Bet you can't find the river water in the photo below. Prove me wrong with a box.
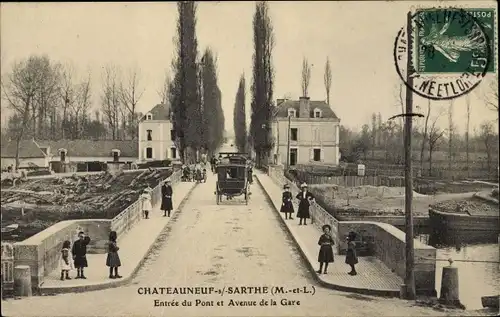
[415,231,499,310]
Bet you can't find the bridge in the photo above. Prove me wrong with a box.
[2,147,461,316]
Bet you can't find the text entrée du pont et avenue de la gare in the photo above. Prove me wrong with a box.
[137,286,316,308]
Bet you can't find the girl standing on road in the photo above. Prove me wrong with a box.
[59,240,73,280]
[296,183,315,225]
[141,187,152,219]
[161,179,173,217]
[317,224,335,274]
[346,231,359,275]
[280,184,294,220]
[106,231,122,279]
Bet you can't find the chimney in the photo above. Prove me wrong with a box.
[111,149,121,162]
[299,96,310,118]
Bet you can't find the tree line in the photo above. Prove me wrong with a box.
[168,1,225,163]
[339,97,499,176]
[232,2,336,166]
[1,1,228,167]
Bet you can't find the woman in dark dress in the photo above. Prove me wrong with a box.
[345,231,359,275]
[317,224,335,274]
[161,178,173,217]
[280,184,294,220]
[295,183,315,225]
[106,231,122,279]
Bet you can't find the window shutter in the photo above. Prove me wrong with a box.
[310,148,313,161]
[320,148,324,162]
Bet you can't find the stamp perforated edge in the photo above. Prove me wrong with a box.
[407,5,497,78]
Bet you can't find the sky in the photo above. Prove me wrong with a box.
[1,1,498,135]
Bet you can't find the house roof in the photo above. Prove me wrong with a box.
[141,103,171,121]
[0,139,46,158]
[274,99,339,119]
[36,140,138,158]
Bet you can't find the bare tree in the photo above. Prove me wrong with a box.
[465,94,471,177]
[157,69,170,104]
[478,121,496,173]
[420,99,431,174]
[72,73,92,139]
[428,109,445,176]
[447,100,454,176]
[59,64,77,139]
[1,56,45,169]
[301,57,311,97]
[324,56,332,105]
[120,67,144,139]
[484,77,498,113]
[101,65,121,140]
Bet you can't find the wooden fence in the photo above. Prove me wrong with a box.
[292,170,406,187]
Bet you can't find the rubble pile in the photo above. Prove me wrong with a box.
[432,198,499,217]
[1,169,173,241]
[2,169,172,216]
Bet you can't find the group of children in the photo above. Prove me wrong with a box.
[60,178,174,281]
[280,183,358,275]
[59,230,122,281]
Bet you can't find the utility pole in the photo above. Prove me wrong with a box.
[404,10,416,300]
[286,114,291,169]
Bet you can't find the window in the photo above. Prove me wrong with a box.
[314,110,321,118]
[146,147,153,159]
[290,128,298,141]
[288,108,296,117]
[146,114,152,120]
[313,149,321,162]
[171,147,177,159]
[170,129,176,141]
[147,130,152,141]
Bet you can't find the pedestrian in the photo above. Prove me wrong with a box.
[161,178,173,217]
[141,187,152,219]
[247,165,253,184]
[59,240,73,280]
[106,231,122,279]
[72,231,91,279]
[280,184,294,220]
[345,231,359,276]
[296,183,315,225]
[317,224,335,274]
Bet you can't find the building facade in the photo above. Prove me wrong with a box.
[138,103,177,161]
[271,97,340,166]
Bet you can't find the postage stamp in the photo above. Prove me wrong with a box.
[416,8,496,74]
[394,7,494,100]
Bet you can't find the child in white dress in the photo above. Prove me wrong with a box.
[141,187,153,219]
[60,240,73,280]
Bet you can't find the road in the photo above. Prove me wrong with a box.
[2,171,467,316]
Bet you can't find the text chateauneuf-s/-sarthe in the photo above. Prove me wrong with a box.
[137,286,316,308]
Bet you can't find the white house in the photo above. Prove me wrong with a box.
[271,97,341,166]
[138,103,177,161]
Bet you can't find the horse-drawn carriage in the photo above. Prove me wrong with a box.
[214,153,251,205]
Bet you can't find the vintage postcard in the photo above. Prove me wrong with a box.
[1,1,498,316]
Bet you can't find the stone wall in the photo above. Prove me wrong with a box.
[338,221,436,295]
[11,169,182,289]
[268,165,340,252]
[13,219,111,287]
[267,165,437,296]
